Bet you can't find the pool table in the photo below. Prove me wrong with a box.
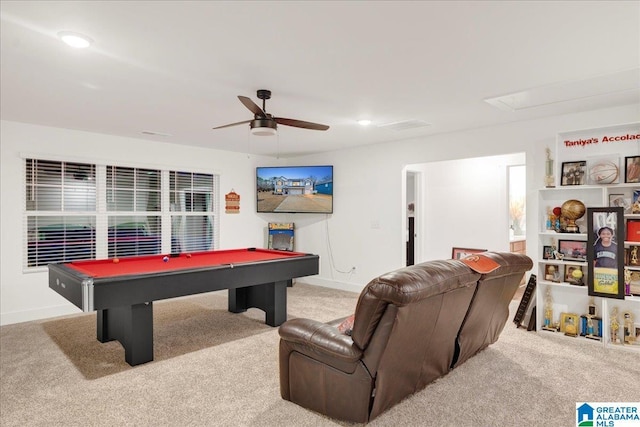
[48,248,319,366]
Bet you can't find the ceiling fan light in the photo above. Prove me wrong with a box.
[250,119,277,136]
[251,127,277,136]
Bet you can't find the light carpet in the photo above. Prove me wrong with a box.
[1,283,639,426]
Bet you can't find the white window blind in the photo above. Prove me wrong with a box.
[106,166,162,257]
[169,171,218,253]
[25,159,97,267]
[24,158,219,270]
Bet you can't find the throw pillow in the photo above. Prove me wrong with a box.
[337,314,355,336]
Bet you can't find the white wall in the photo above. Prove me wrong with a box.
[0,121,275,325]
[1,104,638,325]
[415,152,525,262]
[289,105,640,290]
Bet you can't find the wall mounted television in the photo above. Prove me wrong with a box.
[257,165,333,214]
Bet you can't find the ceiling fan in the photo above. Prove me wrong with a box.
[213,89,329,136]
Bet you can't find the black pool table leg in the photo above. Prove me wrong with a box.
[96,302,154,366]
[228,280,288,327]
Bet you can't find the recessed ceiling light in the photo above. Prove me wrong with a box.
[57,31,93,49]
[357,119,372,126]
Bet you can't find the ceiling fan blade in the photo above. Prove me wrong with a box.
[238,96,266,117]
[212,119,252,130]
[275,117,329,131]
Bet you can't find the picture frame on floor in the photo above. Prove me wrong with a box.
[451,247,486,260]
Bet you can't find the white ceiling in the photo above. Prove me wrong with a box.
[1,1,639,158]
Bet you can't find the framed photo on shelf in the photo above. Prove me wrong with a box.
[633,190,640,214]
[544,264,561,282]
[542,245,554,260]
[625,155,640,183]
[627,245,640,266]
[561,161,586,186]
[608,194,631,213]
[558,240,587,261]
[559,312,579,336]
[586,156,620,185]
[451,247,486,260]
[564,264,584,285]
[629,270,640,296]
[587,207,625,299]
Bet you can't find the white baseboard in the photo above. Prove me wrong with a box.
[0,304,79,326]
[296,277,364,294]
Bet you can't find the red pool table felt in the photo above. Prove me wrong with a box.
[68,248,306,278]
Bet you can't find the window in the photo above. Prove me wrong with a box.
[508,164,526,239]
[107,166,161,257]
[26,160,97,267]
[169,171,217,253]
[24,158,219,269]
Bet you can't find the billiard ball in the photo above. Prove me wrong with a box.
[163,256,169,263]
[113,258,119,263]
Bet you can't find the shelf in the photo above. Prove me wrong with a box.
[539,280,588,290]
[536,123,640,351]
[539,231,587,238]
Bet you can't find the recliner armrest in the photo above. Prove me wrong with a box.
[279,318,364,373]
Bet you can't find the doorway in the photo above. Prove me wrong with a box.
[406,170,419,266]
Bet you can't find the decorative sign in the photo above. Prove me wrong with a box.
[555,123,639,187]
[225,190,240,214]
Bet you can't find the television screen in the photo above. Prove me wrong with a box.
[257,165,333,214]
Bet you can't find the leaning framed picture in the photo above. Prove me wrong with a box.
[587,207,625,299]
[451,247,486,260]
[625,155,640,183]
[561,161,586,186]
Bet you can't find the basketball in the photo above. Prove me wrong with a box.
[588,161,618,184]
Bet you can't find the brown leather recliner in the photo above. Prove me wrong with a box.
[278,252,532,423]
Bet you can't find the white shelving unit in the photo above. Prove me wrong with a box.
[535,123,640,353]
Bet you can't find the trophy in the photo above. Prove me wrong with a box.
[625,268,631,296]
[542,288,559,331]
[582,298,602,341]
[560,199,586,233]
[545,147,555,188]
[610,307,620,344]
[622,311,635,345]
